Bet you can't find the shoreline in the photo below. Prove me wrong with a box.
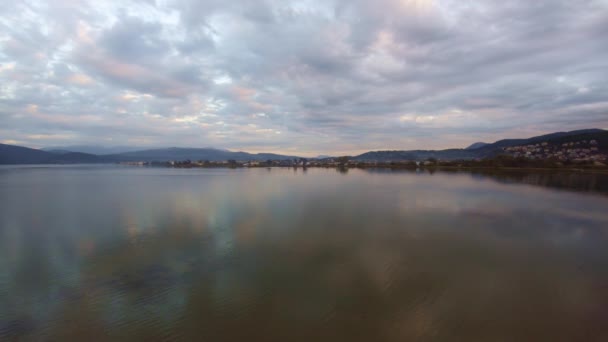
[147,163,608,174]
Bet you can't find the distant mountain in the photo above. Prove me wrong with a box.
[465,142,489,150]
[105,147,299,162]
[2,128,606,164]
[42,145,141,155]
[0,144,102,164]
[354,129,608,161]
[472,129,608,157]
[354,149,478,162]
[0,144,55,164]
[44,149,75,154]
[254,152,300,161]
[49,152,104,164]
[1,144,299,164]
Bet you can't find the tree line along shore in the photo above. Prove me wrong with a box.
[120,154,608,172]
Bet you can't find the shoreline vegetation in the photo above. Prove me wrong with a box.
[120,155,608,174]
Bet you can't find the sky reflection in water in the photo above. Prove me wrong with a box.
[1,166,608,341]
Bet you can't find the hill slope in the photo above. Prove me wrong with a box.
[354,129,607,161]
[473,129,608,157]
[465,142,489,150]
[354,149,478,161]
[0,144,54,164]
[0,144,299,164]
[2,129,606,164]
[105,148,299,162]
[42,145,140,155]
[0,144,102,164]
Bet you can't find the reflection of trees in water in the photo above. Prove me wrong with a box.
[467,170,608,195]
[362,168,608,195]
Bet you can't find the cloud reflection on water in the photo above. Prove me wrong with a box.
[1,167,608,340]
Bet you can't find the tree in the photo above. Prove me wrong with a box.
[336,156,349,166]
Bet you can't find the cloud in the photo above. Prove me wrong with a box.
[0,0,607,155]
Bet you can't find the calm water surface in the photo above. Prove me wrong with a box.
[1,165,608,341]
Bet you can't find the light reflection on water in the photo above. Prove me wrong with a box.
[1,166,608,341]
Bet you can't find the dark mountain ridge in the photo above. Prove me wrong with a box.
[354,149,478,162]
[42,145,141,155]
[465,142,488,150]
[354,129,607,161]
[2,129,606,164]
[471,129,607,157]
[0,144,102,164]
[0,145,300,164]
[103,147,299,162]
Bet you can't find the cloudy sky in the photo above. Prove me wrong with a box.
[1,0,607,156]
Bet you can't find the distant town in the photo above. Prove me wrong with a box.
[116,135,608,171]
[121,140,608,171]
[502,139,605,163]
[2,128,606,169]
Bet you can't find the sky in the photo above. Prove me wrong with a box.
[1,0,607,156]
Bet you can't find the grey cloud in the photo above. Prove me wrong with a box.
[99,15,170,64]
[0,0,607,155]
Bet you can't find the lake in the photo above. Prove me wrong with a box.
[1,165,608,341]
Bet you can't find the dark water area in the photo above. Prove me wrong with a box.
[1,165,608,341]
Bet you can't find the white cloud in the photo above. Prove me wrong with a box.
[0,0,607,155]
